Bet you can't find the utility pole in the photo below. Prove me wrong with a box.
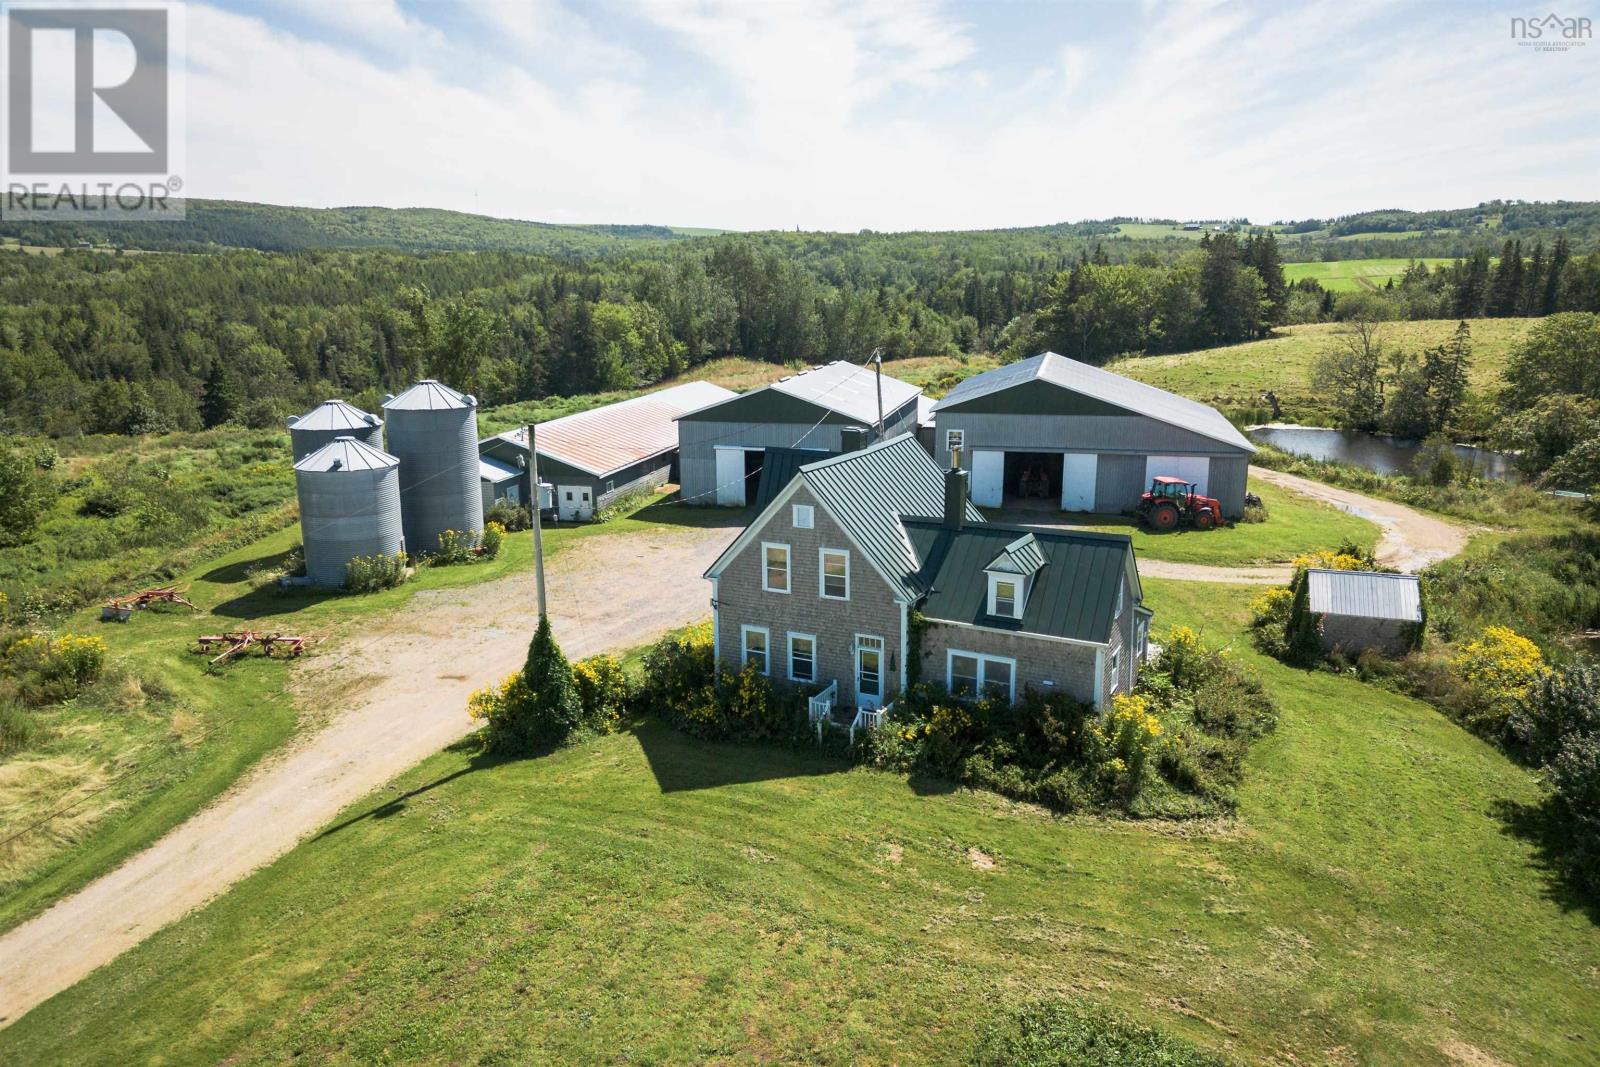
[528,423,547,619]
[872,347,884,436]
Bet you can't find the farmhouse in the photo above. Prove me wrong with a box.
[931,351,1256,517]
[676,361,922,506]
[704,434,1150,715]
[479,380,734,521]
[1305,568,1424,657]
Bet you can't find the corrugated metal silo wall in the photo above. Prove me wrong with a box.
[386,407,484,554]
[296,465,405,586]
[290,423,385,463]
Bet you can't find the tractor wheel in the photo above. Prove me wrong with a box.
[1195,508,1216,530]
[1146,501,1180,532]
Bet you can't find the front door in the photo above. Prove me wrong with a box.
[855,634,885,710]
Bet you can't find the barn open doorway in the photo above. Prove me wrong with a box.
[743,448,765,506]
[1003,451,1062,509]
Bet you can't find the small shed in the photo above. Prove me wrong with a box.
[480,380,735,521]
[1305,568,1423,656]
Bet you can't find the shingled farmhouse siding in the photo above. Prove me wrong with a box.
[919,623,1101,705]
[714,485,904,706]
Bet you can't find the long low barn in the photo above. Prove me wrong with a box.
[480,380,736,520]
[930,351,1256,518]
[676,361,922,507]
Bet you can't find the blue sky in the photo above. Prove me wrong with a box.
[186,0,1600,230]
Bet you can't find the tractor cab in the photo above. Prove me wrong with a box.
[1136,475,1227,531]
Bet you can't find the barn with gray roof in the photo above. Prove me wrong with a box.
[930,351,1256,518]
[675,361,922,507]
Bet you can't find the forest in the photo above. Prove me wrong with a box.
[2,198,1600,439]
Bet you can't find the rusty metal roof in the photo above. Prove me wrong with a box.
[498,380,736,478]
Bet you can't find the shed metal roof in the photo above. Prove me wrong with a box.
[496,380,736,478]
[1307,569,1422,622]
[906,520,1135,643]
[288,399,382,431]
[479,456,522,483]
[681,361,921,427]
[798,434,981,601]
[931,351,1255,453]
[293,436,399,473]
[752,446,837,510]
[383,379,476,411]
[916,394,936,427]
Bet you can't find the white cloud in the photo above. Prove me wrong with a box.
[181,0,1600,230]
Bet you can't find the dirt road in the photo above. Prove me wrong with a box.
[0,520,738,1028]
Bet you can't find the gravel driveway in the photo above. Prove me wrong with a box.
[0,519,739,1028]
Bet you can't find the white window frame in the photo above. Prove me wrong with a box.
[741,625,770,676]
[819,548,850,601]
[945,649,1017,703]
[605,479,615,494]
[1109,647,1122,694]
[761,541,791,594]
[792,504,815,529]
[987,573,1023,619]
[787,632,817,683]
[1115,579,1125,617]
[945,428,964,457]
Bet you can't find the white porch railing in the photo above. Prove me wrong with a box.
[849,701,892,745]
[808,681,838,741]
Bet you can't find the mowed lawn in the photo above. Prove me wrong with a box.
[5,580,1596,1065]
[1119,318,1538,424]
[1007,479,1380,566]
[1284,258,1456,292]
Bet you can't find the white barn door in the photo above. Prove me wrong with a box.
[970,449,1003,508]
[1145,455,1210,495]
[715,446,746,506]
[1060,453,1098,512]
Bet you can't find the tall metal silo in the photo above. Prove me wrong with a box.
[293,436,405,587]
[382,379,483,556]
[287,399,384,462]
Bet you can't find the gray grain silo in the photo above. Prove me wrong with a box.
[293,436,405,587]
[287,399,384,462]
[382,379,483,556]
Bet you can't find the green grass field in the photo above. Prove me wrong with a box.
[0,494,727,934]
[1031,480,1380,566]
[1118,318,1537,425]
[1282,258,1455,292]
[6,578,1594,1065]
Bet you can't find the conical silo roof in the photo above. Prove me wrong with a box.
[293,436,400,473]
[288,399,383,432]
[383,380,476,411]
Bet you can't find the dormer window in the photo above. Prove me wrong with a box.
[988,574,1023,619]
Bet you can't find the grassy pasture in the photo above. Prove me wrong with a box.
[5,579,1595,1065]
[1282,258,1455,292]
[1117,318,1537,425]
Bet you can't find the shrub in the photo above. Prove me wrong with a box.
[1247,586,1294,658]
[1546,732,1600,894]
[344,552,407,593]
[486,498,532,531]
[480,520,505,560]
[637,622,715,722]
[974,997,1231,1067]
[573,654,629,733]
[1087,692,1164,797]
[473,616,586,754]
[1512,666,1600,765]
[0,700,42,757]
[432,528,479,565]
[0,445,54,547]
[1240,501,1269,524]
[2,631,109,707]
[1450,625,1548,737]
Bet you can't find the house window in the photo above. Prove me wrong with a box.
[987,574,1023,619]
[946,650,1017,703]
[605,479,615,493]
[762,542,791,593]
[819,549,850,600]
[792,504,814,529]
[1109,648,1122,693]
[1115,579,1125,617]
[945,429,963,458]
[788,632,816,683]
[741,625,770,675]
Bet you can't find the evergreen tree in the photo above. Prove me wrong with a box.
[1522,241,1546,317]
[487,615,584,754]
[199,359,240,428]
[1244,231,1289,325]
[1544,236,1571,315]
[1487,239,1524,317]
[1453,248,1491,318]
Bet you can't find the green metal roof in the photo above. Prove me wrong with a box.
[903,519,1135,643]
[753,446,837,510]
[986,532,1047,577]
[799,434,982,601]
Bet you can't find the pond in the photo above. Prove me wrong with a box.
[1246,425,1519,482]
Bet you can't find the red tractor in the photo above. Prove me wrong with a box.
[1136,476,1227,531]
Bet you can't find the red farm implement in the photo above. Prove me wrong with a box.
[194,630,309,667]
[102,587,197,622]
